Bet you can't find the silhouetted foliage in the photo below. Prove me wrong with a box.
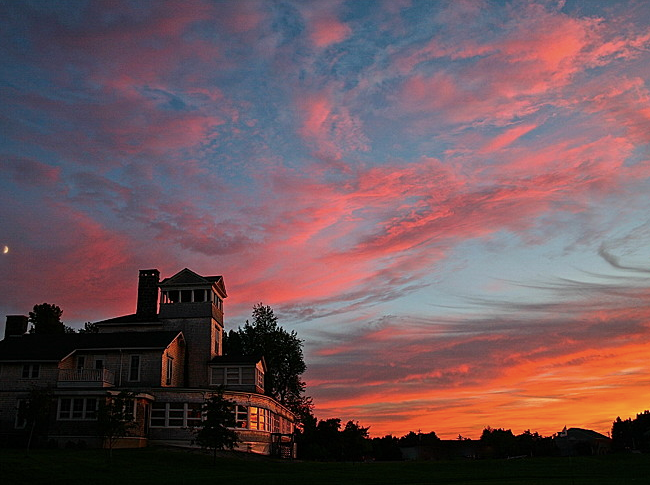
[342,420,372,461]
[480,427,517,458]
[79,321,99,333]
[516,429,555,457]
[195,388,238,464]
[371,435,402,461]
[297,416,373,461]
[224,303,308,416]
[97,391,137,461]
[399,430,441,447]
[612,410,650,452]
[28,303,66,334]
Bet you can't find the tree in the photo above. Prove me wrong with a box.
[480,427,517,458]
[79,321,99,333]
[28,303,65,334]
[19,387,53,451]
[97,391,137,461]
[371,435,402,461]
[195,388,238,464]
[341,420,372,461]
[224,303,308,415]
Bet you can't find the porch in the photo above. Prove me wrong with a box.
[58,368,115,388]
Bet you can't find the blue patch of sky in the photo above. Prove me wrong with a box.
[270,1,305,46]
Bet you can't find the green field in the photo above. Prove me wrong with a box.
[3,448,650,485]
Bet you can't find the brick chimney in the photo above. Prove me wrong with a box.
[136,269,160,320]
[5,315,28,338]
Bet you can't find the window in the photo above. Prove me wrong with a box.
[256,368,265,389]
[210,366,260,387]
[76,356,85,370]
[214,325,221,354]
[186,403,202,427]
[226,368,240,385]
[212,293,223,311]
[151,402,202,428]
[15,399,27,429]
[165,355,173,385]
[233,405,248,429]
[94,357,105,370]
[22,364,40,379]
[129,355,140,382]
[241,368,254,385]
[249,407,272,431]
[210,367,224,385]
[57,398,98,420]
[181,290,192,302]
[273,414,280,434]
[123,398,136,421]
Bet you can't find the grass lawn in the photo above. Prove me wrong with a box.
[3,448,650,485]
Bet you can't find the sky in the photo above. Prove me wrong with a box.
[2,0,650,439]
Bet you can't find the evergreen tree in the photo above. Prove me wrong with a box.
[97,391,137,461]
[195,388,238,464]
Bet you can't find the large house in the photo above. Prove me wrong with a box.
[0,268,296,456]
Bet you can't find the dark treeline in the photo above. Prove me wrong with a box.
[612,410,650,452]
[297,409,650,461]
[296,421,557,461]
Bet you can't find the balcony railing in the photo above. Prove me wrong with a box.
[58,368,115,388]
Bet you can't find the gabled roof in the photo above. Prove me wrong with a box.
[95,313,160,325]
[159,268,227,297]
[0,331,182,362]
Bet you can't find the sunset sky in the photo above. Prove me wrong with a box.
[2,0,650,439]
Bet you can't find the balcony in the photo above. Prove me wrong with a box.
[58,368,115,388]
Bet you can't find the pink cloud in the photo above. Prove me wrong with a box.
[296,90,369,159]
[480,123,537,153]
[299,0,351,48]
[310,16,352,48]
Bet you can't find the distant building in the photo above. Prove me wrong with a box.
[554,427,611,456]
[0,268,295,456]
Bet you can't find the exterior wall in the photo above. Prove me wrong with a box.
[47,391,152,449]
[147,388,295,455]
[0,362,60,391]
[161,337,185,387]
[160,317,219,388]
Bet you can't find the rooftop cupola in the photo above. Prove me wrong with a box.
[158,268,226,321]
